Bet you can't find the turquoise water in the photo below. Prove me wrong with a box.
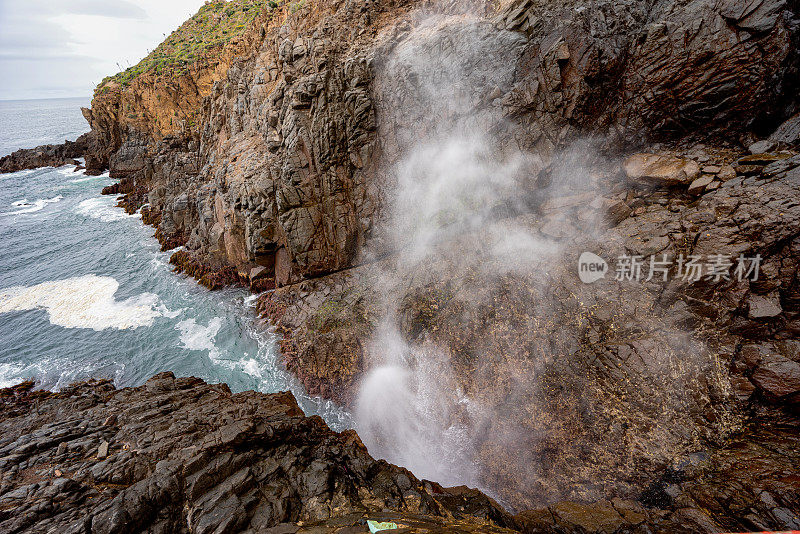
[0,98,351,430]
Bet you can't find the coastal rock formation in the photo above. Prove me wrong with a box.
[2,0,800,527]
[2,376,797,533]
[260,146,800,508]
[79,0,800,288]
[0,374,516,534]
[0,132,94,174]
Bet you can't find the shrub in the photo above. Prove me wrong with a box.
[95,0,270,95]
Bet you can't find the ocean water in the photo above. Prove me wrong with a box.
[0,98,351,430]
[0,98,91,155]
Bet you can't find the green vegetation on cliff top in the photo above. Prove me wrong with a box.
[96,0,268,94]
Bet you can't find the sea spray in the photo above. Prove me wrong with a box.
[350,7,726,508]
[355,13,547,490]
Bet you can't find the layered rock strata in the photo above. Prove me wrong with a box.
[1,376,797,533]
[0,374,516,534]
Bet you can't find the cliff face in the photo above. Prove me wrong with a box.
[88,0,800,287]
[83,0,271,176]
[74,0,800,520]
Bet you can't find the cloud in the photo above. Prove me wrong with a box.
[57,0,148,19]
[0,0,147,21]
[0,0,205,100]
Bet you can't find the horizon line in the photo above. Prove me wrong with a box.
[0,95,91,103]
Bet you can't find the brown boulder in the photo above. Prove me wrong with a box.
[623,154,701,185]
[751,354,800,399]
[688,175,714,196]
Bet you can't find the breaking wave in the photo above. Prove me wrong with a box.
[75,196,137,222]
[3,195,63,215]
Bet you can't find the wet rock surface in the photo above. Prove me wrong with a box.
[0,374,516,534]
[0,133,94,174]
[260,142,800,509]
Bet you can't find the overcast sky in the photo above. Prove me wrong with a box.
[0,0,207,101]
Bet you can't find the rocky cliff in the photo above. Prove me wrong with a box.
[86,0,800,290]
[4,0,800,530]
[0,133,93,174]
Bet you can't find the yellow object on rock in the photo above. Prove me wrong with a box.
[367,520,398,533]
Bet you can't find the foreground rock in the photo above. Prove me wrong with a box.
[0,133,94,174]
[0,374,516,534]
[2,376,798,533]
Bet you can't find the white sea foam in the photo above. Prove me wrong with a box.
[157,302,183,319]
[70,175,99,183]
[3,195,63,216]
[240,357,263,378]
[75,197,134,222]
[176,317,224,360]
[1,168,36,179]
[56,166,80,176]
[150,255,170,271]
[0,362,24,389]
[0,275,163,330]
[243,293,260,307]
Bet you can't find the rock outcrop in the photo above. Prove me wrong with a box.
[260,145,800,509]
[2,376,798,533]
[81,0,800,290]
[0,132,94,174]
[0,374,516,534]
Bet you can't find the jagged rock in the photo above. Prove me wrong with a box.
[688,175,714,195]
[735,164,765,176]
[14,0,799,523]
[3,377,798,534]
[762,154,800,177]
[96,440,109,459]
[751,354,800,399]
[0,132,93,174]
[748,293,783,319]
[749,140,777,154]
[262,147,800,510]
[79,0,800,287]
[250,266,269,281]
[769,111,800,146]
[624,154,701,185]
[717,165,737,181]
[0,375,516,534]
